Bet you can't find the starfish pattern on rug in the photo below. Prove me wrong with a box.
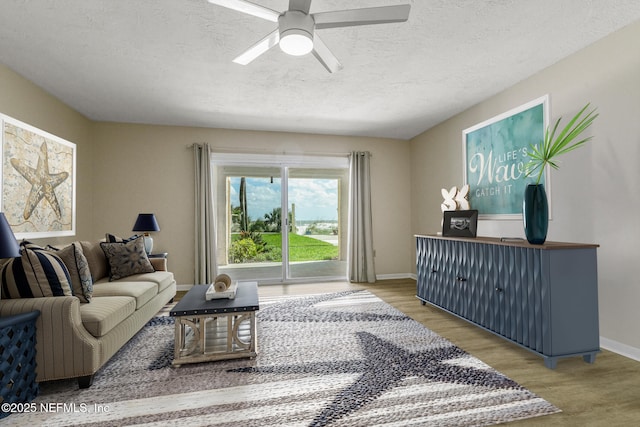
[258,290,409,323]
[230,330,520,427]
[10,141,69,219]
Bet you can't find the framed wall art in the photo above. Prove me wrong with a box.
[463,95,549,219]
[1,114,76,239]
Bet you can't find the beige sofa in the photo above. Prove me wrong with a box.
[0,240,176,388]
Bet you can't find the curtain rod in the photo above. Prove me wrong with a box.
[186,144,357,158]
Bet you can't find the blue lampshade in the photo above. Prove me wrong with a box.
[132,213,160,233]
[0,212,20,258]
[132,213,160,255]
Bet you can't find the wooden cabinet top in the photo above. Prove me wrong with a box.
[415,234,599,250]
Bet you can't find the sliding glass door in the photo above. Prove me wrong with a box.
[287,168,348,280]
[216,166,283,283]
[214,155,348,284]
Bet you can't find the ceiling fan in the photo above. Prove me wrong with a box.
[207,0,411,72]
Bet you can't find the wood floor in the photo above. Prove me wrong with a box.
[178,279,640,425]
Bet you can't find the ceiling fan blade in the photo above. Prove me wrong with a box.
[232,29,280,65]
[313,4,411,29]
[289,0,312,14]
[207,0,280,23]
[312,34,343,73]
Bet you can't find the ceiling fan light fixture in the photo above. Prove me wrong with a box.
[279,29,313,56]
[278,11,315,56]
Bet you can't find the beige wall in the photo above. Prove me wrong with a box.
[410,20,640,355]
[91,124,413,285]
[0,64,93,246]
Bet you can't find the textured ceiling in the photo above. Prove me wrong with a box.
[1,0,640,140]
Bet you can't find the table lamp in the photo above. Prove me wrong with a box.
[0,212,20,258]
[132,213,160,255]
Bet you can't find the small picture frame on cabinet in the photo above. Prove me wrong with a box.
[442,210,478,237]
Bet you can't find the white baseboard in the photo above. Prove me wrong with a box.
[375,273,416,281]
[176,284,193,291]
[600,337,640,362]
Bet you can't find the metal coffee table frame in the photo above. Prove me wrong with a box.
[169,281,259,366]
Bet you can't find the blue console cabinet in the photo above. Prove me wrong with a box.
[416,235,600,368]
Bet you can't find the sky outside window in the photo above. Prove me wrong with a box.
[229,177,338,221]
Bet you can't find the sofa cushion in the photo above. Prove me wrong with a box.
[113,271,175,294]
[100,236,154,281]
[1,243,73,299]
[46,242,93,303]
[79,241,108,283]
[80,296,136,338]
[91,280,158,309]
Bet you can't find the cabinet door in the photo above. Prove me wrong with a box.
[438,238,469,314]
[478,245,505,335]
[451,240,479,321]
[416,237,443,306]
[493,245,545,353]
[474,243,500,332]
[430,238,450,309]
[416,237,430,301]
[443,239,462,313]
[416,237,457,311]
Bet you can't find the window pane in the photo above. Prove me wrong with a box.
[288,169,347,280]
[217,168,283,282]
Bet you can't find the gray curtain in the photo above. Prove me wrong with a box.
[348,151,376,283]
[193,143,216,284]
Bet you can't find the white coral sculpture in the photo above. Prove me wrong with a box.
[455,184,470,210]
[441,187,458,211]
[441,184,470,211]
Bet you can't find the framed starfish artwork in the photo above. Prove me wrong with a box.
[1,113,76,239]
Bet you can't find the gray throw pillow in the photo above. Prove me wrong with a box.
[46,242,93,302]
[100,236,154,281]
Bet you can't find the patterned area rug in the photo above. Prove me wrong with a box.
[13,291,560,426]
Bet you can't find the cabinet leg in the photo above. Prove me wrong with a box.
[78,375,94,389]
[583,353,597,364]
[421,301,426,306]
[544,357,558,369]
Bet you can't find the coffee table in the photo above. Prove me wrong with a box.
[170,281,259,366]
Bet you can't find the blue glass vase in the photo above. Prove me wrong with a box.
[523,184,548,244]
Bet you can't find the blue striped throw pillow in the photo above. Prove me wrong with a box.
[1,243,73,299]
